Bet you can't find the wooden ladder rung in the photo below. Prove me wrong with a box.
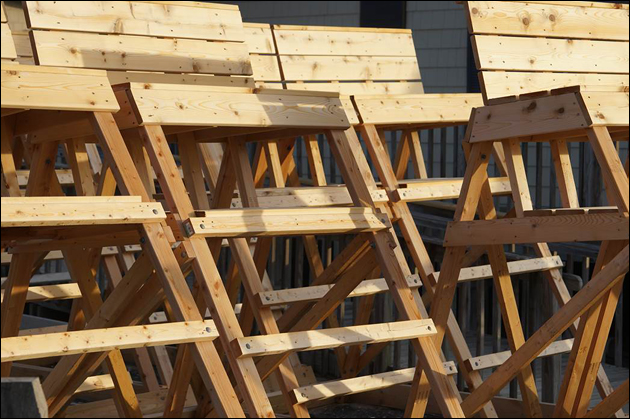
[1,320,219,363]
[185,207,391,238]
[258,275,421,307]
[430,256,564,284]
[291,363,457,405]
[394,176,512,202]
[465,338,575,372]
[233,320,435,358]
[0,197,166,228]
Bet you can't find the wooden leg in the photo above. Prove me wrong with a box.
[1,117,22,196]
[134,123,273,417]
[326,128,464,418]
[550,139,579,208]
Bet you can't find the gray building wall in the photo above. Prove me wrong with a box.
[221,1,468,93]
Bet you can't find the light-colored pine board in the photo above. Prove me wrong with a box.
[107,71,256,88]
[32,30,253,76]
[251,54,282,82]
[394,176,512,202]
[76,375,115,394]
[234,320,435,358]
[243,23,276,54]
[280,55,421,82]
[1,198,165,227]
[282,81,425,95]
[467,1,629,41]
[0,284,81,304]
[1,64,119,112]
[274,27,416,56]
[580,91,630,126]
[186,207,390,238]
[468,93,589,143]
[1,320,218,362]
[467,339,575,371]
[127,84,350,128]
[354,93,483,125]
[1,23,16,60]
[24,0,245,42]
[480,72,629,100]
[473,35,628,74]
[444,213,629,246]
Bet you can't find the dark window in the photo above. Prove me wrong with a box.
[360,1,406,28]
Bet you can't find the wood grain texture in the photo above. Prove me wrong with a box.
[0,23,16,60]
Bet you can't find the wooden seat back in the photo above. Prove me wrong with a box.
[463,1,629,103]
[1,2,17,62]
[23,1,257,88]
[271,25,425,95]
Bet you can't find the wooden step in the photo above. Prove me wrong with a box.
[233,320,435,358]
[465,338,575,371]
[1,320,218,363]
[291,364,457,405]
[394,176,512,202]
[0,197,165,227]
[185,207,391,238]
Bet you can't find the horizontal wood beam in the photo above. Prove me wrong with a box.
[1,320,218,362]
[1,284,81,304]
[233,320,435,358]
[394,176,512,202]
[186,208,391,238]
[466,338,574,371]
[444,214,629,246]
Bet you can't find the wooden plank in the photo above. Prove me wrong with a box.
[106,71,255,88]
[354,93,483,125]
[1,64,119,112]
[444,213,629,246]
[0,284,81,304]
[32,30,253,76]
[75,375,115,394]
[127,83,350,128]
[0,198,165,227]
[251,54,282,82]
[468,93,590,143]
[468,339,574,372]
[0,24,16,61]
[24,0,245,42]
[274,27,417,57]
[283,81,425,95]
[234,320,435,358]
[280,55,421,82]
[243,23,276,54]
[466,1,630,41]
[472,35,629,74]
[480,72,629,101]
[394,176,511,202]
[580,91,630,126]
[291,366,455,405]
[186,207,390,237]
[1,320,218,363]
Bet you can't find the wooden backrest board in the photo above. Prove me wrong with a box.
[272,24,425,95]
[243,22,282,83]
[464,1,630,101]
[1,2,18,62]
[24,1,255,79]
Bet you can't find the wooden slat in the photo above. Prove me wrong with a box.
[186,208,391,238]
[76,375,115,394]
[280,55,421,82]
[444,213,629,246]
[580,91,630,126]
[1,64,119,112]
[467,1,630,41]
[32,30,253,76]
[127,84,350,128]
[251,55,282,82]
[467,339,575,371]
[1,197,165,227]
[467,93,590,143]
[394,176,512,202]
[472,35,629,74]
[1,23,16,60]
[282,81,425,95]
[243,23,276,54]
[24,1,245,42]
[1,320,219,362]
[0,284,82,304]
[106,71,256,88]
[274,27,417,57]
[480,72,629,100]
[234,320,435,358]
